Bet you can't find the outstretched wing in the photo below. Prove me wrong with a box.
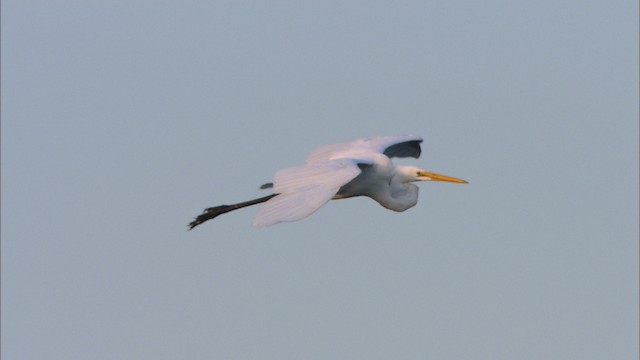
[252,158,366,227]
[305,135,423,164]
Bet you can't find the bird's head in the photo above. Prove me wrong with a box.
[395,165,468,184]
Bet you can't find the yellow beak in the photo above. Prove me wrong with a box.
[418,171,468,184]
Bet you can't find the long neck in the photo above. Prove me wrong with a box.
[374,182,419,212]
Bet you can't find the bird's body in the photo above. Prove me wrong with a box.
[333,154,418,211]
[188,135,466,229]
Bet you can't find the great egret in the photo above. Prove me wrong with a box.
[188,135,467,228]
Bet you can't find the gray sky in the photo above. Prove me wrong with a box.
[2,1,638,359]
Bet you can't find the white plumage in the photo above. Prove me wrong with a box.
[188,135,467,229]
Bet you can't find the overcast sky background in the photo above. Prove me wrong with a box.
[2,1,638,359]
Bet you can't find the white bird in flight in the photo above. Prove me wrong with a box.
[188,135,467,229]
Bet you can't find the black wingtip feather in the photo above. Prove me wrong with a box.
[383,139,422,159]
